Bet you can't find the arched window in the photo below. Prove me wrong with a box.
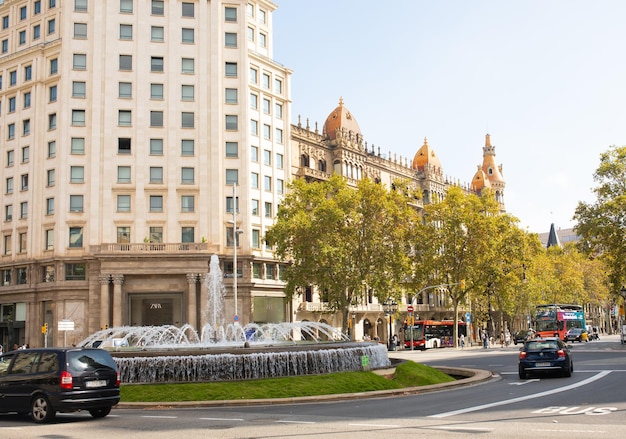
[301,154,309,167]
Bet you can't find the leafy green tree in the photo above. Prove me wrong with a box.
[574,145,626,297]
[265,175,416,334]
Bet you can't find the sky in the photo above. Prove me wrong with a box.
[272,1,626,234]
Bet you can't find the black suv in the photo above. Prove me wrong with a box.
[0,347,120,423]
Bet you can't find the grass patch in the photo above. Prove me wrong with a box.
[120,361,454,402]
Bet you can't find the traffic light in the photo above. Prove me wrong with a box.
[41,323,48,334]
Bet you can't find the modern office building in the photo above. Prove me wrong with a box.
[0,0,504,348]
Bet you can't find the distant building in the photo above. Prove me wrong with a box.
[538,225,580,248]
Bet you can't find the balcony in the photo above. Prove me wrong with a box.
[95,243,217,254]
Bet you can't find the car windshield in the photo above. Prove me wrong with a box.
[526,341,558,350]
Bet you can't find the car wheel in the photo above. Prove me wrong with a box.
[519,368,527,379]
[563,364,572,377]
[89,407,112,418]
[31,394,55,423]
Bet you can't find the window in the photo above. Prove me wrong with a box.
[50,1,57,9]
[149,195,163,212]
[75,0,88,12]
[182,28,194,43]
[152,0,164,15]
[259,9,267,24]
[150,167,163,183]
[69,138,85,155]
[252,229,260,249]
[266,264,275,280]
[49,85,57,102]
[181,167,194,184]
[150,138,163,155]
[263,150,271,166]
[21,146,29,163]
[225,32,237,47]
[264,175,272,192]
[151,26,164,42]
[181,85,194,101]
[5,178,12,194]
[47,169,55,186]
[20,201,28,218]
[5,150,12,167]
[253,262,261,278]
[276,128,283,144]
[48,18,55,34]
[225,141,238,158]
[275,103,283,119]
[247,3,254,17]
[70,166,84,183]
[263,124,271,140]
[1,40,7,54]
[149,227,163,242]
[118,110,132,126]
[69,195,83,212]
[119,54,132,70]
[120,24,132,40]
[117,166,131,183]
[262,73,270,88]
[5,205,12,221]
[23,92,31,108]
[70,195,83,212]
[72,110,86,126]
[181,227,194,243]
[250,93,258,109]
[264,202,272,218]
[65,263,86,280]
[274,78,283,94]
[72,81,86,98]
[251,172,259,189]
[118,137,131,154]
[150,83,164,99]
[74,23,87,39]
[226,196,239,214]
[181,139,194,156]
[73,53,87,70]
[251,199,259,216]
[181,195,194,212]
[19,30,26,45]
[35,1,42,14]
[33,24,41,40]
[182,58,195,73]
[277,178,284,195]
[69,227,83,248]
[225,7,237,22]
[19,233,27,253]
[248,27,254,42]
[48,113,56,130]
[225,88,237,104]
[225,169,238,185]
[259,33,267,48]
[150,111,163,127]
[2,16,7,29]
[182,2,195,17]
[20,6,27,20]
[3,236,10,256]
[9,71,16,86]
[225,115,238,130]
[250,120,258,136]
[45,230,54,250]
[120,0,133,13]
[251,145,258,162]
[151,57,164,72]
[117,227,130,243]
[46,198,54,215]
[117,195,131,212]
[8,97,15,112]
[119,82,132,98]
[7,123,15,140]
[225,62,239,78]
[263,98,270,114]
[181,112,194,128]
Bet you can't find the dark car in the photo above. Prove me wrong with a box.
[518,337,573,379]
[513,330,530,345]
[0,347,120,423]
[564,328,588,342]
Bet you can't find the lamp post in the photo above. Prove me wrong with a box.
[383,297,398,351]
[620,286,626,344]
[230,183,243,324]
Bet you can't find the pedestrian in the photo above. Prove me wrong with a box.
[505,330,511,346]
[500,331,505,348]
[482,330,488,349]
[459,333,465,349]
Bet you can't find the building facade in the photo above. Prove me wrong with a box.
[0,0,505,348]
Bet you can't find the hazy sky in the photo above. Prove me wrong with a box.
[272,1,626,234]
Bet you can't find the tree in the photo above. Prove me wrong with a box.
[265,175,416,334]
[574,145,626,296]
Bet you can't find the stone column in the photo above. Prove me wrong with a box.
[111,274,124,327]
[186,273,198,329]
[99,275,111,329]
[199,273,207,328]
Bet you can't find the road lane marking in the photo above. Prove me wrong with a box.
[276,420,316,424]
[429,370,611,418]
[349,423,400,428]
[141,415,178,419]
[509,379,540,385]
[200,417,244,421]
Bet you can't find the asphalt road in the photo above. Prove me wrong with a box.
[1,335,624,438]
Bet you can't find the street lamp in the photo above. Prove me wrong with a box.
[230,183,244,324]
[383,297,398,351]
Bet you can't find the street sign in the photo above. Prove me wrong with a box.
[465,312,471,323]
[407,305,414,313]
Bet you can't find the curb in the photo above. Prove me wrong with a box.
[115,366,494,409]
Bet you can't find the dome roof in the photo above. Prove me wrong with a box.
[412,138,442,171]
[323,97,361,140]
[471,166,492,191]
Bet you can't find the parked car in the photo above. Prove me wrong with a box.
[0,347,120,423]
[513,330,531,345]
[518,337,573,379]
[564,328,588,342]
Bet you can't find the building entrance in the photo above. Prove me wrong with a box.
[129,293,183,326]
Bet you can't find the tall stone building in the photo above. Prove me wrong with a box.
[0,0,505,348]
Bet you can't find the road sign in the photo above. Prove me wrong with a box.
[465,312,471,323]
[407,305,414,313]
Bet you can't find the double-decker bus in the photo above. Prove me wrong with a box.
[404,320,467,350]
[533,304,586,340]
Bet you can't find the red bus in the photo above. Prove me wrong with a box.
[404,320,467,350]
[533,304,586,340]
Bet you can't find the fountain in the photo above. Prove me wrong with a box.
[78,255,390,383]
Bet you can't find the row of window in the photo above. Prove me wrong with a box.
[1,263,84,287]
[0,17,56,55]
[1,0,51,29]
